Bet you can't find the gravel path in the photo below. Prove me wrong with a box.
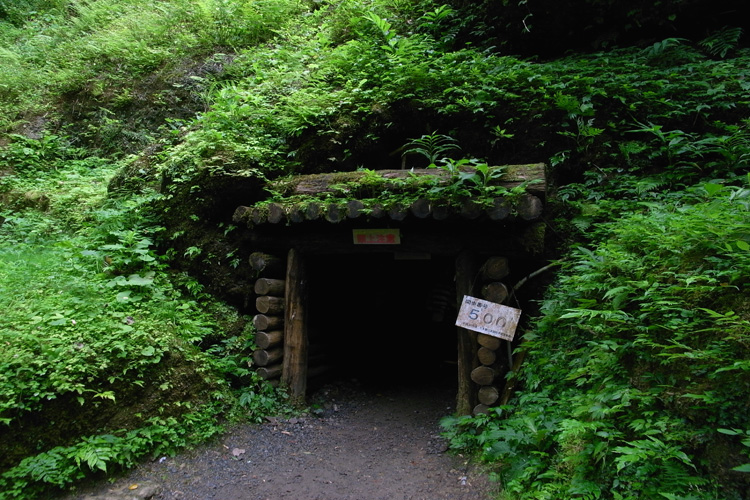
[64,379,498,500]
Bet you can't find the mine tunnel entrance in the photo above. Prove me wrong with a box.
[306,253,458,393]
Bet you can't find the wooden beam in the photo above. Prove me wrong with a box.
[481,282,509,304]
[253,314,283,331]
[254,278,286,296]
[256,295,284,314]
[255,329,283,349]
[249,252,284,277]
[253,347,283,367]
[282,248,308,403]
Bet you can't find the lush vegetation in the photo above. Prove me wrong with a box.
[0,0,748,498]
[442,181,750,499]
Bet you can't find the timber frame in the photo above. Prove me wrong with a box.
[234,163,548,414]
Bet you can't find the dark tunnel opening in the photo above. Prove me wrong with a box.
[306,253,458,394]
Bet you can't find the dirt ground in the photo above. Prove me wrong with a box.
[62,377,500,500]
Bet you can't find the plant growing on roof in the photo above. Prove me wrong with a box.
[402,131,461,166]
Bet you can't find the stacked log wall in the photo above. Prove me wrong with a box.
[250,253,287,386]
[470,255,513,415]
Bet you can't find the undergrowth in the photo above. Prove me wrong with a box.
[0,134,291,498]
[1,1,750,499]
[441,178,750,499]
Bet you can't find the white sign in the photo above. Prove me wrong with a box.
[455,295,521,341]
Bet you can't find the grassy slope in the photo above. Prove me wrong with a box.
[0,0,749,498]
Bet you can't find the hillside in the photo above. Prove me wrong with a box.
[0,1,749,498]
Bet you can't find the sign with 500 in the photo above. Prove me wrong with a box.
[455,295,521,341]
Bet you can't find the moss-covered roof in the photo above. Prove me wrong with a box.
[233,163,546,227]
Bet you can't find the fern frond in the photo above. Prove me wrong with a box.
[700,26,743,58]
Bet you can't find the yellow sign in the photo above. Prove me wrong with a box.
[352,229,401,245]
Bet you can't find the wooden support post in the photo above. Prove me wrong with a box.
[456,250,479,416]
[283,248,308,403]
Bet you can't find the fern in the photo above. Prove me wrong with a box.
[700,26,743,58]
[402,131,461,165]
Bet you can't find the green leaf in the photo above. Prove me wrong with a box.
[703,182,724,196]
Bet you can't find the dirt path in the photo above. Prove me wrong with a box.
[64,379,498,500]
